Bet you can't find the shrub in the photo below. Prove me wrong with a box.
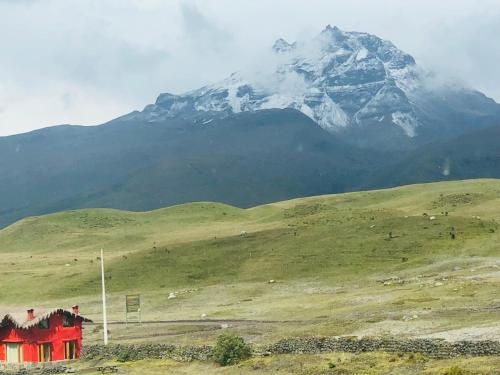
[116,347,135,362]
[212,333,252,366]
[116,351,131,362]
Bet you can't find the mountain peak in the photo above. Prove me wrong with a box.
[272,38,296,53]
[323,24,341,32]
[320,24,345,40]
[147,27,423,136]
[144,27,499,149]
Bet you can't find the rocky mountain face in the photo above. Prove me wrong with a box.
[123,25,500,150]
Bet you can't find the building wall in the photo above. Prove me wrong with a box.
[0,313,82,363]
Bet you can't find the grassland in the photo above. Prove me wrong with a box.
[1,179,499,373]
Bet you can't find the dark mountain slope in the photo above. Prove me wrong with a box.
[0,109,382,228]
[367,124,500,188]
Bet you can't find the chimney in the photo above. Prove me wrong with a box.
[72,305,79,315]
[27,309,34,321]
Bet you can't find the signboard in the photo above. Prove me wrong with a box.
[125,294,141,325]
[126,294,141,313]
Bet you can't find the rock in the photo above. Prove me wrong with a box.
[168,292,177,299]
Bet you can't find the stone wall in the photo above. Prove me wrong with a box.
[265,337,500,359]
[79,336,500,364]
[80,343,213,362]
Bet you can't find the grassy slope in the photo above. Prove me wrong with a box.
[0,179,499,347]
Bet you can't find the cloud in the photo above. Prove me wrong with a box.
[0,0,499,136]
[0,0,39,4]
[416,9,500,101]
[180,1,232,50]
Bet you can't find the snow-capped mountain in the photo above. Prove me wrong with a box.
[124,25,500,149]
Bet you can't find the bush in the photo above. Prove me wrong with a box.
[212,333,252,366]
[116,347,135,362]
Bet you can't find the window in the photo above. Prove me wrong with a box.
[38,319,49,329]
[64,341,77,360]
[63,314,74,327]
[38,343,51,362]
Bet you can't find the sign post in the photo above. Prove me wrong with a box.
[125,294,141,326]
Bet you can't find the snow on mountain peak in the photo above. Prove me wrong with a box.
[143,26,428,137]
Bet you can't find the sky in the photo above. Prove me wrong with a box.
[1,0,499,136]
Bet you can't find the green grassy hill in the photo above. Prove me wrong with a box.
[0,179,499,345]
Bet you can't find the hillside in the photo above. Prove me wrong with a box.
[0,179,499,345]
[368,124,500,188]
[0,109,381,228]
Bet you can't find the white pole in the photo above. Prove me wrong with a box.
[100,248,109,345]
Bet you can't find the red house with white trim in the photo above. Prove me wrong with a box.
[0,306,91,365]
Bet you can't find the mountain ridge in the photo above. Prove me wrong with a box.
[124,25,500,149]
[0,108,387,228]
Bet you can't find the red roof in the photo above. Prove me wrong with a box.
[0,308,92,329]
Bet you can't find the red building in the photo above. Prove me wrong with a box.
[0,306,91,365]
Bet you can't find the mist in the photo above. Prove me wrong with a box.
[1,0,499,136]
